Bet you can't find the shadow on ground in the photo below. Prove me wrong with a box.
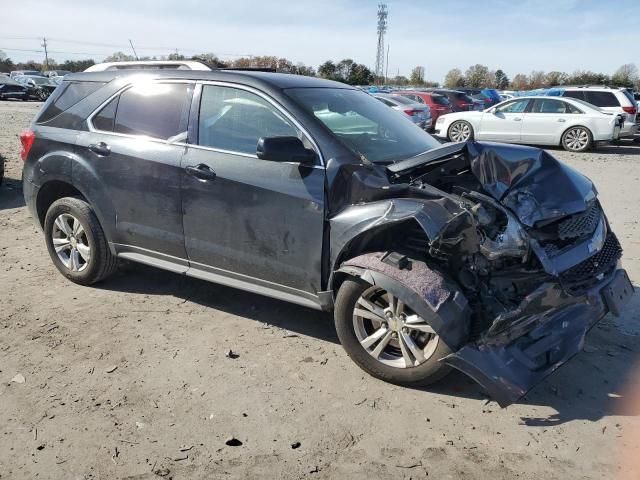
[99,260,640,427]
[0,176,25,210]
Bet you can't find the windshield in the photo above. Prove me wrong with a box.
[285,88,441,163]
[28,76,52,85]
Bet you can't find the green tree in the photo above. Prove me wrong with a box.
[464,64,490,88]
[611,64,638,87]
[318,60,337,80]
[494,69,509,90]
[410,66,425,85]
[567,70,610,86]
[545,71,569,87]
[0,50,15,73]
[443,68,465,88]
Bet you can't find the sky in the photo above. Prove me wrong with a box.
[2,0,639,82]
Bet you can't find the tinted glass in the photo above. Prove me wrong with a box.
[531,99,568,113]
[114,83,191,139]
[562,90,586,101]
[496,99,529,113]
[286,87,441,164]
[36,81,106,123]
[92,96,119,132]
[385,95,413,105]
[584,91,619,108]
[431,94,450,105]
[198,85,300,154]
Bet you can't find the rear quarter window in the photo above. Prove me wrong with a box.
[584,91,620,108]
[36,81,106,124]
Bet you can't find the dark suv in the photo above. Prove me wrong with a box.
[22,70,633,407]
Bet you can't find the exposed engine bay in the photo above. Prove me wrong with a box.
[330,141,633,406]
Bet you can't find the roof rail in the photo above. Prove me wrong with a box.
[555,84,619,89]
[215,67,277,73]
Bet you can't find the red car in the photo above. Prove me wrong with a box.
[393,91,453,126]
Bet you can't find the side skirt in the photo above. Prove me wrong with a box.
[113,243,325,311]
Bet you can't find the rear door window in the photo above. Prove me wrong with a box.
[36,81,106,123]
[113,83,192,139]
[531,99,569,113]
[584,91,620,108]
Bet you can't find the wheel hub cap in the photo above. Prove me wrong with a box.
[353,286,440,369]
[51,213,91,273]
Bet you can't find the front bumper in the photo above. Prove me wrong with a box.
[444,268,633,407]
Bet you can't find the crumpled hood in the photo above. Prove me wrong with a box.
[467,142,597,227]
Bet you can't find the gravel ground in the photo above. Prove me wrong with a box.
[1,100,639,479]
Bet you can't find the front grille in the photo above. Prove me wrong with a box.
[557,201,601,240]
[559,233,622,294]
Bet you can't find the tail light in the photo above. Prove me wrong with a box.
[404,109,422,116]
[622,106,637,115]
[20,129,35,161]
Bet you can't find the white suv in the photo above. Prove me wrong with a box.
[558,86,638,138]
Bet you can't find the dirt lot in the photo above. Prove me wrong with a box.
[1,100,639,480]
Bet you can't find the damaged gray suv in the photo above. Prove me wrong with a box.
[22,70,633,406]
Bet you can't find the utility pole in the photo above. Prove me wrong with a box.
[129,39,139,60]
[41,37,49,71]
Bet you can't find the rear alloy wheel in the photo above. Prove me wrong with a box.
[36,89,48,101]
[562,126,592,152]
[44,196,117,285]
[335,278,452,386]
[448,120,473,142]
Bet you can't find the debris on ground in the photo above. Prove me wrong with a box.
[11,373,25,384]
[225,437,243,446]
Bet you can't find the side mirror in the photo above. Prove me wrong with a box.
[256,136,317,165]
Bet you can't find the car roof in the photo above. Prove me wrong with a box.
[64,69,354,90]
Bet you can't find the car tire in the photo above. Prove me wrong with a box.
[44,196,117,285]
[334,277,453,387]
[448,120,474,142]
[561,126,592,152]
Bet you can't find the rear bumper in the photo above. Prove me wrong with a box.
[444,268,633,407]
[619,121,638,138]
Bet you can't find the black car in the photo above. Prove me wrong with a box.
[15,75,58,101]
[0,76,28,101]
[21,70,633,407]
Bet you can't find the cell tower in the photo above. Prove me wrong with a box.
[375,3,388,81]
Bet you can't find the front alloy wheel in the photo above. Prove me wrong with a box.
[334,277,453,387]
[448,120,473,142]
[354,286,439,368]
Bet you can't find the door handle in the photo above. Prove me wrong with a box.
[185,164,217,181]
[88,142,111,156]
[558,118,566,122]
[513,117,522,121]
